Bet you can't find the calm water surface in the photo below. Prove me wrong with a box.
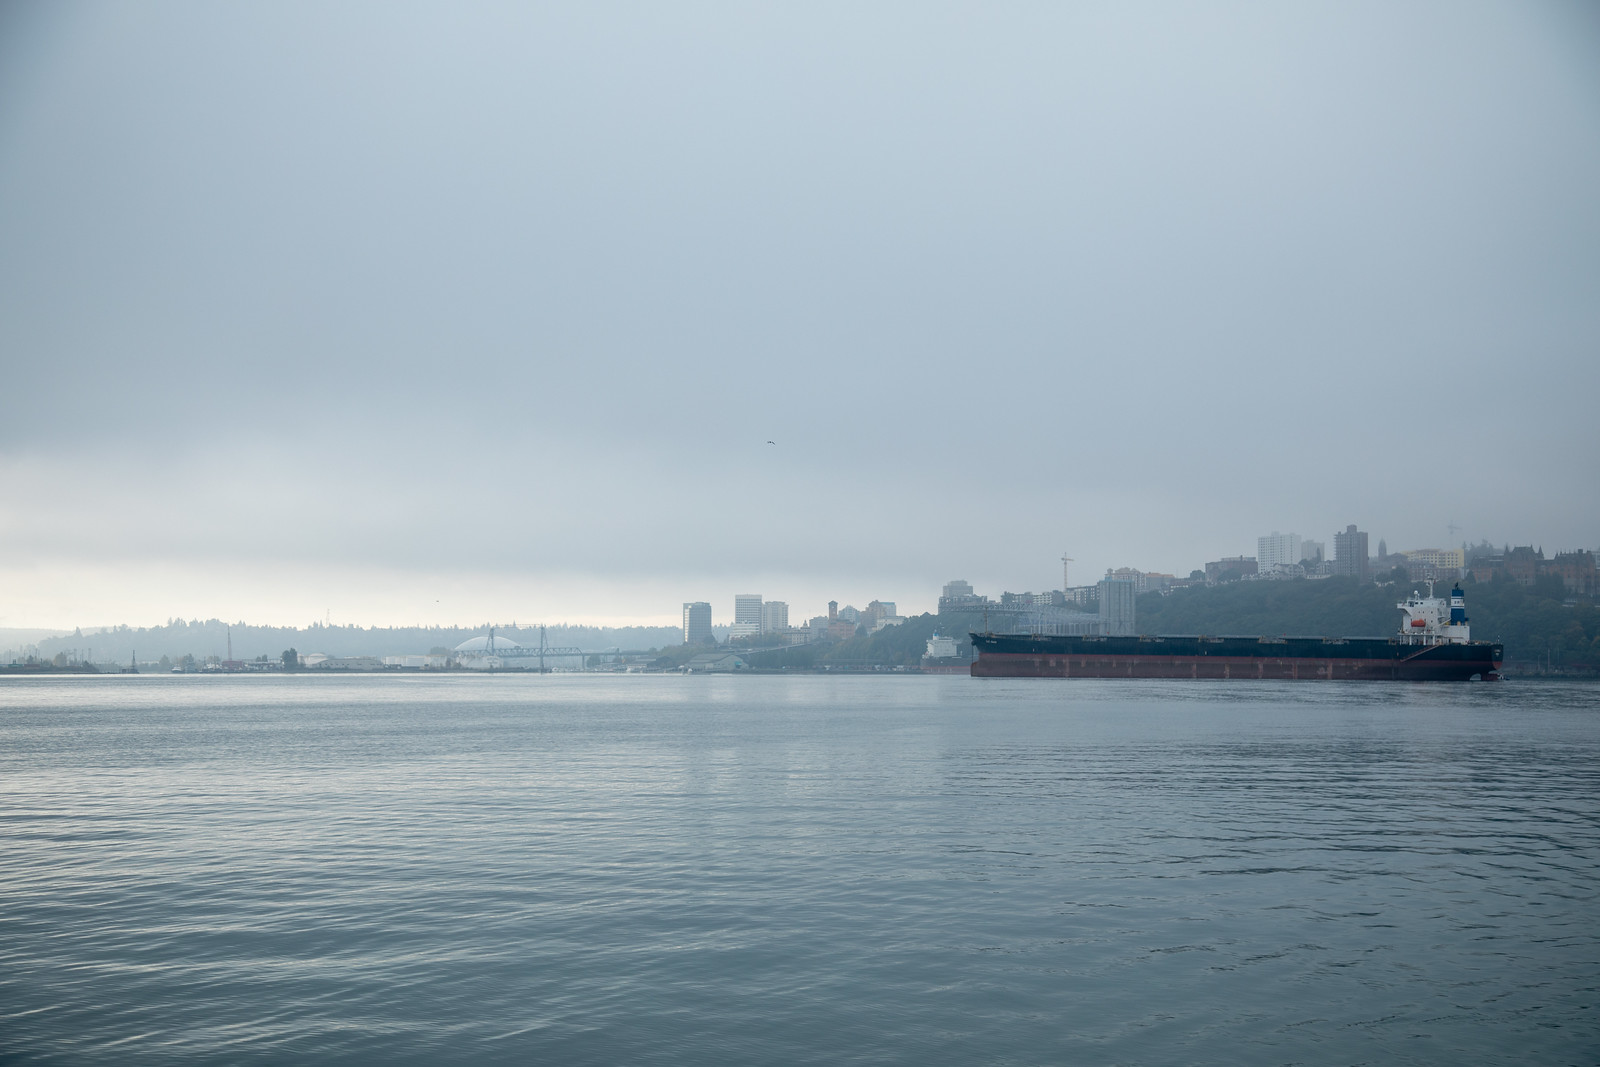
[1,674,1597,1065]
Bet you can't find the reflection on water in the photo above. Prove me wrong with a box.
[1,675,1597,1065]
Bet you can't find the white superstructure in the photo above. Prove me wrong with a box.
[1397,584,1472,645]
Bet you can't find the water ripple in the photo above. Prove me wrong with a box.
[1,675,1597,1065]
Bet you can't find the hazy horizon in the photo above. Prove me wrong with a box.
[4,2,1597,631]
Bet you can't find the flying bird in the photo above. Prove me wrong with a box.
[767,440,776,445]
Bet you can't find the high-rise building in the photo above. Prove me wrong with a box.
[1334,525,1370,581]
[682,602,713,645]
[1301,540,1325,564]
[1257,532,1303,573]
[732,594,763,638]
[1097,577,1136,636]
[938,579,988,613]
[761,601,788,633]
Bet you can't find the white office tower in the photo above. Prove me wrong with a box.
[761,601,789,633]
[1097,578,1136,636]
[1257,532,1303,573]
[732,594,763,638]
[682,602,713,645]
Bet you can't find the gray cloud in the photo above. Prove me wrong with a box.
[2,2,1596,625]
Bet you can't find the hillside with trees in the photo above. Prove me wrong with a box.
[1138,574,1597,671]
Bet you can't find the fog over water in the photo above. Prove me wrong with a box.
[2,3,1597,627]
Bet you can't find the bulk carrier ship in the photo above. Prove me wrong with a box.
[970,584,1501,681]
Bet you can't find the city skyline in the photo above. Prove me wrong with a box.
[5,520,1587,637]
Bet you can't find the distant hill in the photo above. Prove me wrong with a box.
[15,620,686,666]
[0,628,71,647]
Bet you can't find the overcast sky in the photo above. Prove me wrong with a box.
[2,1,1597,629]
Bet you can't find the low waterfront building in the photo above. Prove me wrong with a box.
[381,654,451,669]
[308,656,387,670]
[684,652,747,673]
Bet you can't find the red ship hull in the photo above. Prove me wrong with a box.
[969,633,1502,682]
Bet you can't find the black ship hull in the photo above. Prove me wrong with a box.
[970,633,1502,681]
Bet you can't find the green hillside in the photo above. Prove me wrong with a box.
[1138,575,1597,668]
[1135,576,1396,637]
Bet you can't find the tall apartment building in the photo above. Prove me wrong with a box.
[682,602,713,645]
[1097,577,1137,636]
[1257,532,1303,572]
[732,594,763,638]
[1301,540,1325,564]
[1333,525,1370,582]
[760,601,788,633]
